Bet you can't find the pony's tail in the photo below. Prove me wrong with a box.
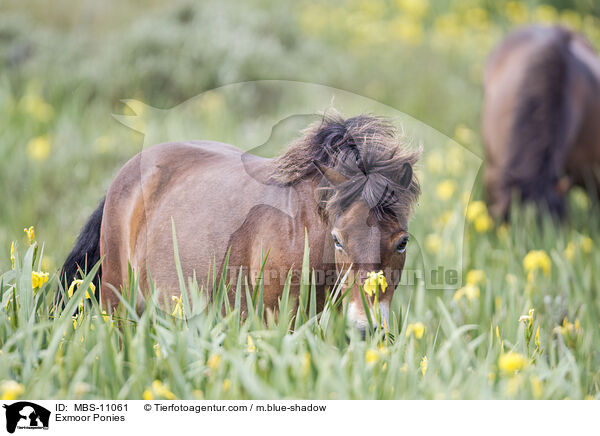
[504,27,573,217]
[58,197,105,303]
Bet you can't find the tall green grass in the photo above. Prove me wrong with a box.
[1,205,598,400]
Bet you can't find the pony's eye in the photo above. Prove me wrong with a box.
[396,236,409,253]
[332,234,343,250]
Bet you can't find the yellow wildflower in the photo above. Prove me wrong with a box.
[523,250,551,277]
[464,200,493,232]
[420,356,428,375]
[564,242,575,261]
[425,234,442,254]
[581,236,592,253]
[24,226,35,244]
[171,294,183,318]
[363,270,387,297]
[151,380,175,399]
[396,0,429,18]
[10,241,15,269]
[466,201,487,222]
[433,13,462,42]
[406,322,425,339]
[454,124,475,145]
[436,179,457,201]
[496,223,509,239]
[571,189,590,210]
[32,271,49,289]
[388,16,424,46]
[464,7,489,31]
[555,317,582,339]
[466,269,485,286]
[67,279,96,299]
[301,352,311,376]
[206,353,221,370]
[453,284,480,302]
[26,135,51,162]
[247,335,256,353]
[474,212,493,233]
[534,4,558,23]
[365,348,379,365]
[505,1,528,24]
[223,379,231,392]
[560,10,581,30]
[0,380,25,400]
[498,352,527,375]
[142,390,153,400]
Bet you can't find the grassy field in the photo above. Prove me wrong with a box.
[1,0,599,399]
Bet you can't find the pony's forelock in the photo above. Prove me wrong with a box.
[269,111,421,223]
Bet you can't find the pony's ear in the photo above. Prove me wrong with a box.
[398,162,413,188]
[313,160,348,186]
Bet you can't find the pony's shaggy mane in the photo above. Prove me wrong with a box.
[269,111,421,223]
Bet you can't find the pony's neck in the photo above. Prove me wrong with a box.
[292,176,334,264]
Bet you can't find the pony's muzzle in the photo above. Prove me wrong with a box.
[348,301,389,337]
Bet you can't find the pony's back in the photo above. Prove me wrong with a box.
[482,25,598,218]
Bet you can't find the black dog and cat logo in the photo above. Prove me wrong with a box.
[2,402,50,433]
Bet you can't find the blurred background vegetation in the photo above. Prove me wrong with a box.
[1,0,599,268]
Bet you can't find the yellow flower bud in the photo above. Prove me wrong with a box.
[23,226,35,244]
[420,356,428,375]
[207,353,221,370]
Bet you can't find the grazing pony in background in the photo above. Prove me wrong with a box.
[61,113,420,332]
[482,25,600,219]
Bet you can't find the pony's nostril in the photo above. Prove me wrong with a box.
[356,325,367,340]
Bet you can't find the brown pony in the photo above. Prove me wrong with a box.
[482,25,600,219]
[61,112,420,332]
